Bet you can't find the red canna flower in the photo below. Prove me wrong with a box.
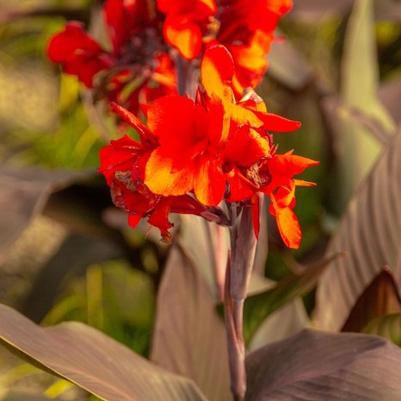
[99,102,216,239]
[101,44,317,247]
[157,0,292,93]
[48,0,176,113]
[47,22,114,88]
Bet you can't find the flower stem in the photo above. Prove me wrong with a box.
[224,204,257,401]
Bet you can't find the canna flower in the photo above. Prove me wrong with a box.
[101,44,317,248]
[48,0,176,113]
[99,103,220,239]
[157,0,293,93]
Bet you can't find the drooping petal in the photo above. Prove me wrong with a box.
[147,198,174,240]
[275,206,301,249]
[194,158,226,206]
[145,148,195,196]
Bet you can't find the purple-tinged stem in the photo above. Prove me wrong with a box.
[224,203,257,401]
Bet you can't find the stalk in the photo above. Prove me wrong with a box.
[224,204,257,401]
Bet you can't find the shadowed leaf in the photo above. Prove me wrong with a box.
[0,304,206,401]
[0,167,92,264]
[243,254,340,345]
[315,131,401,330]
[150,247,230,401]
[246,329,401,401]
[342,269,401,332]
[268,38,314,91]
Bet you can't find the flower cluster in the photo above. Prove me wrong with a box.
[48,0,293,113]
[159,0,293,93]
[99,46,318,248]
[47,0,176,114]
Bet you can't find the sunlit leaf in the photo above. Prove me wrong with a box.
[315,131,401,330]
[0,304,207,401]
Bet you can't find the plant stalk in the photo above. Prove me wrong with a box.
[224,204,257,401]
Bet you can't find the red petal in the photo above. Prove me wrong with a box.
[110,102,153,141]
[256,112,302,132]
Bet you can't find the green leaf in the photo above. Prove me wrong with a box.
[315,131,401,331]
[243,254,340,345]
[363,313,401,346]
[0,304,207,401]
[246,329,401,401]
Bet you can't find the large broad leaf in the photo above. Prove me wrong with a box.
[246,329,401,401]
[0,304,206,401]
[0,167,91,264]
[243,254,338,345]
[315,131,401,330]
[150,247,230,401]
[337,0,395,209]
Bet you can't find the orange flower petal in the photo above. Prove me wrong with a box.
[275,206,301,249]
[201,45,235,99]
[294,179,316,187]
[194,158,226,206]
[164,16,202,59]
[145,148,195,196]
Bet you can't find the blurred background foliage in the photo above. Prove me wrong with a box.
[1,0,401,399]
